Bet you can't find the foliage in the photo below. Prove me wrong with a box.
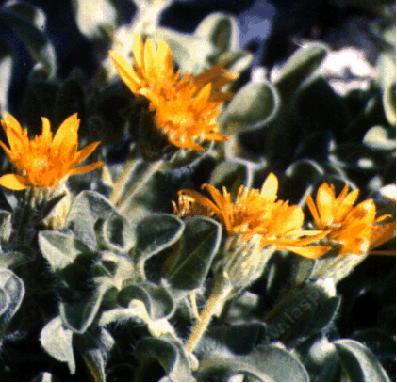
[0,0,394,381]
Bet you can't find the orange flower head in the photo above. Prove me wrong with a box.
[0,113,103,190]
[109,35,237,151]
[175,173,330,258]
[306,183,395,255]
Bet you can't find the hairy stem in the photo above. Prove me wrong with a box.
[189,291,200,320]
[185,278,231,353]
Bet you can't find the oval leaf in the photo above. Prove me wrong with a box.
[39,230,77,272]
[167,216,222,292]
[133,214,184,262]
[0,269,24,322]
[66,191,116,251]
[40,317,75,374]
[274,43,328,100]
[195,12,239,53]
[335,339,390,382]
[221,81,279,134]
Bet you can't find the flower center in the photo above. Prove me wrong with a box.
[31,155,50,172]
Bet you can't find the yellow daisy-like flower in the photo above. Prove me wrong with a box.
[109,35,237,151]
[0,113,103,190]
[306,183,395,255]
[174,173,330,258]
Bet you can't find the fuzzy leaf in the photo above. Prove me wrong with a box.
[75,327,114,382]
[135,338,194,381]
[274,43,327,100]
[0,288,8,317]
[133,214,184,262]
[197,345,309,381]
[0,269,24,341]
[167,217,222,292]
[221,81,279,134]
[66,191,115,251]
[265,280,339,345]
[335,339,390,382]
[40,317,75,374]
[245,345,309,381]
[0,269,24,323]
[0,210,11,243]
[39,230,77,272]
[97,212,136,252]
[60,283,110,334]
[118,282,174,321]
[195,12,239,53]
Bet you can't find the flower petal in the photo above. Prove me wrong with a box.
[109,51,141,93]
[0,140,12,157]
[283,245,332,259]
[52,114,79,155]
[316,183,336,226]
[261,172,278,200]
[131,34,144,72]
[41,117,53,146]
[143,38,157,80]
[178,188,221,215]
[371,222,396,249]
[0,174,27,190]
[305,193,322,227]
[69,161,104,176]
[74,141,101,164]
[1,113,27,153]
[155,39,173,79]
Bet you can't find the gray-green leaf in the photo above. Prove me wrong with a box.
[221,81,279,134]
[274,43,328,100]
[167,217,222,293]
[133,214,184,262]
[40,317,75,374]
[39,230,77,272]
[66,191,116,251]
[335,339,390,382]
[195,12,239,53]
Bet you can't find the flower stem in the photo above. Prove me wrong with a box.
[185,278,231,353]
[189,291,200,320]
